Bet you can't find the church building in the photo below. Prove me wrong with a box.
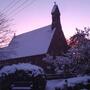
[0,3,68,67]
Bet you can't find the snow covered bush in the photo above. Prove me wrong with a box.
[0,63,47,90]
[0,63,45,78]
[43,54,73,75]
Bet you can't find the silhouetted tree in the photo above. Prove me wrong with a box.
[0,12,15,60]
[43,27,90,75]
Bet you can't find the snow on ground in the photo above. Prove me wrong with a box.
[46,76,90,90]
[46,79,62,90]
[56,75,90,88]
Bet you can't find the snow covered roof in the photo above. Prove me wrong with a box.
[0,63,44,77]
[0,25,55,60]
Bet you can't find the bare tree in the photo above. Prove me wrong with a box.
[0,12,14,48]
[0,12,15,60]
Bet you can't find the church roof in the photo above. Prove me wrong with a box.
[0,25,55,60]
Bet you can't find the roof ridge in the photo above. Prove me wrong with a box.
[16,25,51,37]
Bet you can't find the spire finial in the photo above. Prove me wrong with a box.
[54,2,56,5]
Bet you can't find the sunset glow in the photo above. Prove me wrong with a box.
[0,0,90,39]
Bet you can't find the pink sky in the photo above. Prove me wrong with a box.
[0,0,90,39]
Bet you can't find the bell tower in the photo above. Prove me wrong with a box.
[48,2,68,56]
[51,2,61,30]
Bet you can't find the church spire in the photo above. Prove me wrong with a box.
[49,3,68,55]
[51,2,61,30]
[51,2,60,16]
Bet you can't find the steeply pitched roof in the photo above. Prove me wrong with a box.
[0,25,55,60]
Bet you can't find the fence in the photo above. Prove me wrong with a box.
[46,73,76,80]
